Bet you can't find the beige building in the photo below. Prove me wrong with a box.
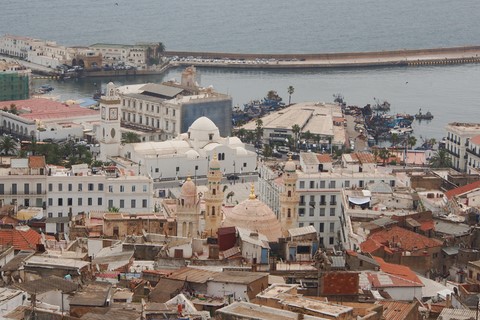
[204,155,224,237]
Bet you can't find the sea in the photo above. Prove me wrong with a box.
[2,0,480,142]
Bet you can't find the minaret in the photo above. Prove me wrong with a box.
[98,82,121,161]
[204,155,224,237]
[176,177,200,238]
[280,156,300,235]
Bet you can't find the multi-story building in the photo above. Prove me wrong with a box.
[0,61,31,101]
[119,66,232,141]
[258,152,397,248]
[445,122,480,172]
[466,134,480,174]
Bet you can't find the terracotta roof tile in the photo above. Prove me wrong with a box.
[0,227,41,251]
[379,300,418,320]
[445,180,480,200]
[420,220,435,232]
[470,134,480,146]
[374,257,422,285]
[363,226,442,253]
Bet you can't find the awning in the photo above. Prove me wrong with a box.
[348,196,371,205]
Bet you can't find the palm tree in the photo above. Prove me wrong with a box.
[156,42,165,55]
[429,149,452,168]
[292,124,301,151]
[287,86,295,105]
[0,136,18,155]
[379,148,390,166]
[122,132,141,144]
[255,118,263,146]
[391,133,399,147]
[407,136,417,150]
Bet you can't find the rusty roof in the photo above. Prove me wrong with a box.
[167,267,218,283]
[445,180,480,200]
[379,301,418,320]
[322,272,359,296]
[28,156,46,168]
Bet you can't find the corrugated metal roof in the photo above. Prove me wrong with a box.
[379,301,417,320]
[438,308,477,320]
[288,225,317,237]
[140,83,184,98]
[167,267,218,283]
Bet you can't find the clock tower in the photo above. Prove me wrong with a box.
[98,82,121,161]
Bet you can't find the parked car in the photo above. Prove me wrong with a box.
[227,174,239,180]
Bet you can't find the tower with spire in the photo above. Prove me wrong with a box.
[280,156,300,235]
[204,155,224,237]
[176,177,200,238]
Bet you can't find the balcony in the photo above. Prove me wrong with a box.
[320,201,326,206]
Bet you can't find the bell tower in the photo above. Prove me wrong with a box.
[176,177,200,238]
[280,156,300,235]
[204,155,223,237]
[99,82,121,161]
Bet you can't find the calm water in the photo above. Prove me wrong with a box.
[3,0,480,141]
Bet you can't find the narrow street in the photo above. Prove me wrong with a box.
[345,114,367,152]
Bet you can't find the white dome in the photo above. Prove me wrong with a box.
[188,117,220,142]
[236,146,248,155]
[185,149,200,159]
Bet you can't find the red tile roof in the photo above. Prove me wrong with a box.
[28,156,46,168]
[316,154,332,163]
[366,272,423,288]
[445,181,480,200]
[470,135,480,146]
[361,226,442,254]
[0,98,98,121]
[352,152,376,164]
[379,300,418,320]
[322,272,359,295]
[420,220,435,232]
[374,257,422,285]
[0,227,41,251]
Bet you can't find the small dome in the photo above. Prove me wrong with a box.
[185,149,200,159]
[222,184,283,242]
[181,177,197,198]
[236,146,248,155]
[209,154,220,170]
[284,158,296,172]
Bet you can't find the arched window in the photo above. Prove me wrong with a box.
[287,190,291,197]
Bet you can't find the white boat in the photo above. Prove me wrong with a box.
[389,127,413,135]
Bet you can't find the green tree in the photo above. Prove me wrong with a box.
[263,144,273,158]
[108,207,120,213]
[255,118,263,146]
[287,86,295,105]
[122,132,141,144]
[407,136,417,149]
[429,149,452,168]
[379,148,390,166]
[391,133,399,147]
[235,128,247,141]
[0,136,18,155]
[292,124,301,152]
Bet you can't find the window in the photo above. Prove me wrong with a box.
[299,181,305,189]
[309,181,315,188]
[48,183,53,192]
[78,198,82,206]
[299,222,304,227]
[330,195,336,205]
[131,199,136,208]
[299,195,305,205]
[330,208,336,216]
[320,208,325,216]
[143,185,147,192]
[48,212,53,218]
[58,212,63,218]
[142,199,147,208]
[320,195,326,205]
[120,199,125,208]
[344,180,350,188]
[98,183,104,191]
[58,183,63,191]
[309,208,314,216]
[359,180,364,188]
[98,198,102,205]
[36,183,42,194]
[88,183,94,191]
[319,223,324,232]
[320,181,325,188]
[67,198,72,206]
[120,185,125,192]
[330,222,335,232]
[109,185,113,192]
[68,183,72,191]
[329,237,334,245]
[108,199,113,208]
[299,208,305,217]
[48,198,53,206]
[132,185,136,192]
[78,183,82,191]
[58,198,63,206]
[24,183,29,194]
[0,184,4,195]
[329,181,336,188]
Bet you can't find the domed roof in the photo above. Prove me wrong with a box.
[284,157,296,172]
[181,177,197,197]
[222,185,283,242]
[188,117,220,142]
[209,154,220,170]
[185,149,200,159]
[236,146,248,155]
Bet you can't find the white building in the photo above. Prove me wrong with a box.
[466,134,480,174]
[445,122,480,172]
[0,288,24,318]
[117,116,256,180]
[258,152,397,248]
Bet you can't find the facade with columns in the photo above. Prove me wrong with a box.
[204,155,224,237]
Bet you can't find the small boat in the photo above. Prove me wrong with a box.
[415,108,434,120]
[40,84,54,92]
[390,127,413,135]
